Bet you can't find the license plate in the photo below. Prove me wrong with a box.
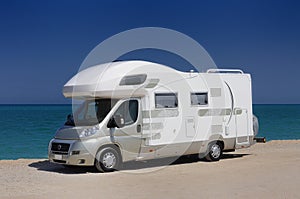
[54,154,63,160]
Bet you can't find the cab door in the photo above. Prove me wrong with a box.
[109,99,142,161]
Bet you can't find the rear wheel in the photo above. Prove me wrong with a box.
[205,142,223,161]
[95,146,122,172]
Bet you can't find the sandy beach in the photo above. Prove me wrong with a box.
[0,140,299,199]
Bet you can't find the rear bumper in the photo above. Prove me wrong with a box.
[48,139,95,166]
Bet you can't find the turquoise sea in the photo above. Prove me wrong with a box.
[0,104,299,160]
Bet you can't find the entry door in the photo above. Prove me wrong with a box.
[186,117,196,137]
[112,99,142,161]
[235,108,250,148]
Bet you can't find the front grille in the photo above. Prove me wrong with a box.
[51,143,70,153]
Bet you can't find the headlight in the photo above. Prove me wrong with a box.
[79,126,99,138]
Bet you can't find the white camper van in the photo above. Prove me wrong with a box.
[48,61,258,172]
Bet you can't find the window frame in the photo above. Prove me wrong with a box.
[190,92,209,106]
[154,92,178,109]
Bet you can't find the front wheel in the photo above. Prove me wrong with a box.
[205,142,223,161]
[95,147,122,172]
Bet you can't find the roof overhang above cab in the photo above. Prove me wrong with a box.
[62,60,185,99]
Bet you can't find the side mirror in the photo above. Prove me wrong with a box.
[107,114,125,128]
[65,114,74,126]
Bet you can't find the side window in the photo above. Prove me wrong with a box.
[155,93,178,108]
[114,100,138,126]
[191,92,208,105]
[86,101,97,119]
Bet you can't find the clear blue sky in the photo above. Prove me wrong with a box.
[0,0,299,104]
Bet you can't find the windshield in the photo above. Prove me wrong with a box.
[65,99,119,126]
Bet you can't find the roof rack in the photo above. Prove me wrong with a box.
[206,69,244,74]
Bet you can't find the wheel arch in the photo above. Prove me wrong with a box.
[216,140,224,150]
[208,134,225,150]
[95,143,123,162]
[207,140,225,150]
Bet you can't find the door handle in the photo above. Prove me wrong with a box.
[137,124,142,133]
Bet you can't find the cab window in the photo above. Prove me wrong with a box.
[114,100,138,126]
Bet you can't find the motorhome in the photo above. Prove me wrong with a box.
[48,60,258,172]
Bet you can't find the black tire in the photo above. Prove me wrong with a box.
[205,142,223,161]
[95,146,122,172]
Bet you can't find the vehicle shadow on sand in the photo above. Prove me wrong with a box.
[28,153,250,174]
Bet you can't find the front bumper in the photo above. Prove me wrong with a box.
[48,138,96,166]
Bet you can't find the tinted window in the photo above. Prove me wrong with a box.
[191,93,208,105]
[155,93,178,108]
[114,100,138,126]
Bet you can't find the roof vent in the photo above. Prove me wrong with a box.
[119,74,147,86]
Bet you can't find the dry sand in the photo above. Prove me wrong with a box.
[0,140,299,199]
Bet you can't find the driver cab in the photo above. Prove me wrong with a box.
[105,98,143,161]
